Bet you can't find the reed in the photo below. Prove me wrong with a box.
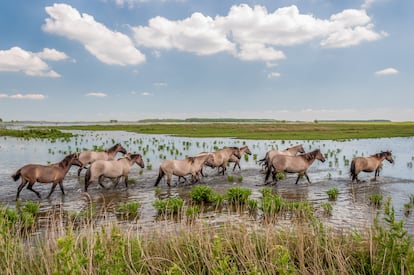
[0,199,413,274]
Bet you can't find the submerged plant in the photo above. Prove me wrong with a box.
[326,188,339,201]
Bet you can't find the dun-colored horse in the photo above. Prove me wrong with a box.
[84,153,144,191]
[228,145,252,171]
[259,144,305,170]
[77,143,127,176]
[350,151,394,183]
[12,153,81,200]
[203,147,242,175]
[264,149,325,185]
[155,154,214,187]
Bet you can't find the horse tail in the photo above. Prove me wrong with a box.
[11,169,22,181]
[264,165,272,183]
[154,168,165,186]
[85,168,91,187]
[350,160,356,179]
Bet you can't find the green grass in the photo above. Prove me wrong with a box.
[1,197,413,274]
[45,121,414,140]
[0,128,74,140]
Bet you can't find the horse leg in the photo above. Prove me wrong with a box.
[304,172,312,184]
[16,179,28,200]
[166,174,171,187]
[124,175,128,188]
[77,165,84,177]
[27,182,41,198]
[47,182,59,198]
[295,174,301,185]
[98,175,106,189]
[58,181,65,195]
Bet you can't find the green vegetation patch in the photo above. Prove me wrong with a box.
[0,128,74,140]
[48,121,414,140]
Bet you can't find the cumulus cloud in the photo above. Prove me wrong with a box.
[375,67,399,76]
[133,12,235,55]
[132,4,386,62]
[36,48,68,61]
[141,92,153,96]
[86,92,107,97]
[0,93,47,100]
[43,3,145,65]
[0,47,61,77]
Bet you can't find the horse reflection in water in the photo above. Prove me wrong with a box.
[84,153,144,191]
[77,143,127,176]
[350,151,394,183]
[264,149,325,185]
[155,154,214,187]
[12,153,81,200]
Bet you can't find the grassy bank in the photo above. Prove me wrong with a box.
[49,121,414,140]
[1,197,413,274]
[0,128,74,141]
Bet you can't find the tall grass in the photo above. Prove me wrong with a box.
[0,198,413,274]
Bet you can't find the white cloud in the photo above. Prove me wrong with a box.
[375,67,399,76]
[132,4,386,62]
[267,72,281,78]
[0,47,61,77]
[43,3,146,65]
[133,12,236,55]
[362,0,377,9]
[86,92,107,97]
[36,48,68,61]
[141,92,153,96]
[0,93,47,100]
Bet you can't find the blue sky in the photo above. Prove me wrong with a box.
[0,0,413,122]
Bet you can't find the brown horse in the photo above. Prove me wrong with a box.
[350,151,394,183]
[77,143,127,176]
[12,153,81,200]
[228,145,252,171]
[259,144,305,170]
[264,149,325,185]
[203,147,242,175]
[155,154,214,187]
[84,153,144,191]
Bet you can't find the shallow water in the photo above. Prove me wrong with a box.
[1,130,413,234]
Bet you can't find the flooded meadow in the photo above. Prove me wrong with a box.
[1,129,414,234]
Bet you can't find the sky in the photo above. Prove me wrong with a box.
[0,0,413,122]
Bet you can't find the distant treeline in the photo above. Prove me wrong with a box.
[138,118,282,123]
[317,119,391,122]
[137,118,392,123]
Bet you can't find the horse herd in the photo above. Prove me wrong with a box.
[11,143,394,200]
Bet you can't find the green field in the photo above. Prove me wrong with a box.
[47,121,414,140]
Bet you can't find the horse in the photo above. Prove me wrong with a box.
[350,151,394,183]
[203,147,242,175]
[259,144,305,170]
[228,145,252,171]
[12,153,81,200]
[77,143,127,176]
[155,154,214,187]
[264,149,325,185]
[84,153,144,191]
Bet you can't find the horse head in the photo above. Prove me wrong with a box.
[131,154,145,168]
[383,151,394,164]
[313,149,326,162]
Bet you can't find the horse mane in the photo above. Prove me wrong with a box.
[186,157,195,164]
[105,143,120,153]
[301,149,320,161]
[59,153,74,168]
[371,151,392,159]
